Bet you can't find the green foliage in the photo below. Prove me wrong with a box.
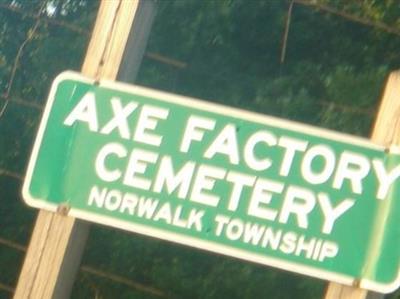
[1,0,400,298]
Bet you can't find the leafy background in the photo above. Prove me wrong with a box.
[1,0,400,298]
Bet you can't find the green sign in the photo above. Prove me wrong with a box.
[23,71,400,293]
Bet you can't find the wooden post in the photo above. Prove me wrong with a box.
[324,71,400,299]
[118,0,157,82]
[14,1,140,298]
[325,283,367,299]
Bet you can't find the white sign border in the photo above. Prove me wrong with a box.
[22,71,400,294]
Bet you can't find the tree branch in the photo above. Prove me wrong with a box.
[281,0,295,64]
[0,3,89,35]
[294,0,400,37]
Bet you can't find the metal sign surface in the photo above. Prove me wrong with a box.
[23,71,400,293]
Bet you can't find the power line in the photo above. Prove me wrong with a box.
[0,237,26,252]
[81,266,168,298]
[0,94,43,110]
[0,168,24,180]
[0,282,14,294]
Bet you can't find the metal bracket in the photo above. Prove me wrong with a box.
[385,144,400,154]
[56,203,70,216]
